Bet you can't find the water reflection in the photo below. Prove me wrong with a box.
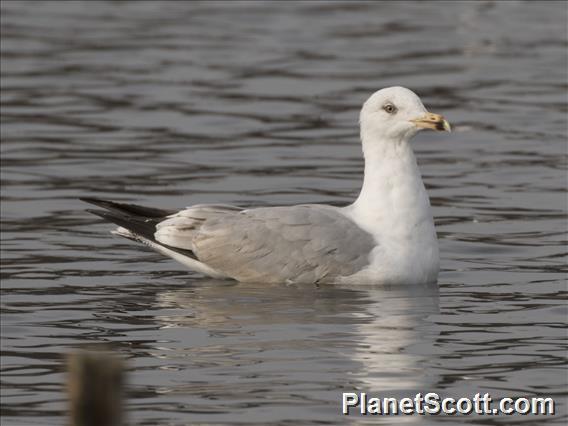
[150,281,439,421]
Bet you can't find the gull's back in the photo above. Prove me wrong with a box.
[155,204,376,283]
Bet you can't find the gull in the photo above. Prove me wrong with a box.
[82,86,451,285]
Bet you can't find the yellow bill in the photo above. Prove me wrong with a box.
[410,112,451,132]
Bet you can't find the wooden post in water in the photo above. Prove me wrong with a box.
[67,351,124,426]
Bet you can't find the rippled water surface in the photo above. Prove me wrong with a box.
[1,1,567,425]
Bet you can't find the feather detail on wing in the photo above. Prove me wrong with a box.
[155,204,375,283]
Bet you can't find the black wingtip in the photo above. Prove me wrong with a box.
[85,208,108,218]
[80,197,110,209]
[80,197,175,218]
[82,200,198,260]
[80,197,101,203]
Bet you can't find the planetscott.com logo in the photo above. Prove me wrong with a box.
[342,392,555,416]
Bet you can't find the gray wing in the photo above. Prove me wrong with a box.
[155,204,375,283]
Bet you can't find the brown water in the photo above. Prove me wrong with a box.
[1,1,567,425]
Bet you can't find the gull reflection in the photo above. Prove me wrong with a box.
[153,280,439,420]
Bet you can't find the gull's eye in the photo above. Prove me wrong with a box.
[383,103,397,114]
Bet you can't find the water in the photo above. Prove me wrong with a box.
[1,1,566,425]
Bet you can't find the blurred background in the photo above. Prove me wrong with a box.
[1,1,566,425]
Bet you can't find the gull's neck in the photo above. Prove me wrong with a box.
[349,131,435,240]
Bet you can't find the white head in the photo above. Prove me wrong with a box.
[360,86,451,143]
